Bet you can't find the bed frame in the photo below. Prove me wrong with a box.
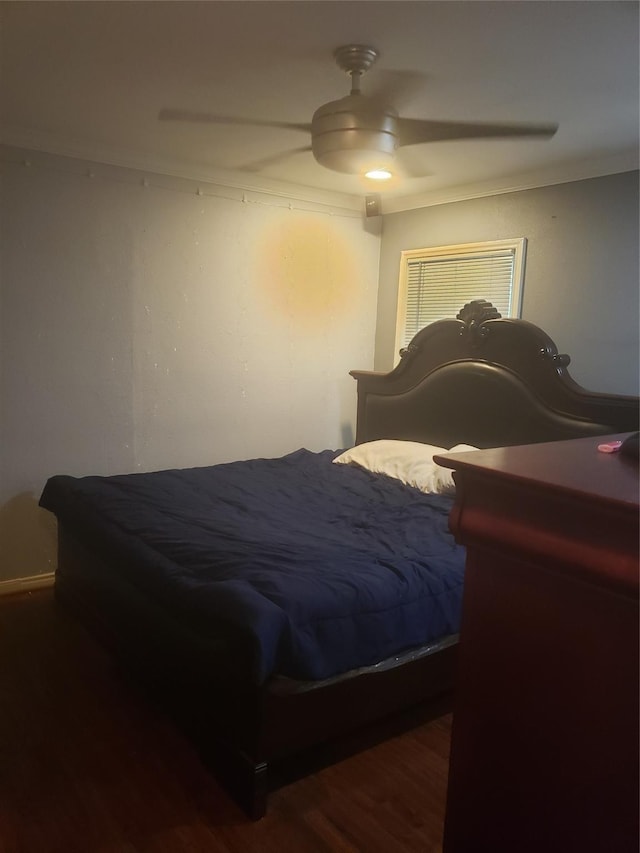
[53,301,639,819]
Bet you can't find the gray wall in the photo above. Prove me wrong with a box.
[0,147,381,582]
[376,172,639,396]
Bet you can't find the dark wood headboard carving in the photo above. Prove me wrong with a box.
[456,299,503,348]
[351,301,639,449]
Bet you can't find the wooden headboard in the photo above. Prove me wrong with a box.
[351,301,639,449]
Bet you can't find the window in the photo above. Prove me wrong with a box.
[395,238,526,355]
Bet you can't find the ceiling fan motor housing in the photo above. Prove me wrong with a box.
[311,95,399,174]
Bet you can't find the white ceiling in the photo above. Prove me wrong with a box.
[1,0,638,212]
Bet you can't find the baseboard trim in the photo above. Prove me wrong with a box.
[0,572,55,597]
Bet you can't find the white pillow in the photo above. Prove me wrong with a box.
[447,444,481,454]
[333,439,478,495]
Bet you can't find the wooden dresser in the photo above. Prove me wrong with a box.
[435,435,639,853]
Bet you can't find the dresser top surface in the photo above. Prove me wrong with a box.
[436,433,639,510]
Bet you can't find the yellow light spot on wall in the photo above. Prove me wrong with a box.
[256,218,359,330]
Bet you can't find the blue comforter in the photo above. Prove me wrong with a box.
[40,449,465,685]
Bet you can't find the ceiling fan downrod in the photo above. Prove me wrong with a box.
[333,44,379,95]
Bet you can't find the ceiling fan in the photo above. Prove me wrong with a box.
[159,44,558,179]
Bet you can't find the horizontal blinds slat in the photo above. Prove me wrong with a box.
[402,251,516,347]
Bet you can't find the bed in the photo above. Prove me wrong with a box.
[39,300,639,818]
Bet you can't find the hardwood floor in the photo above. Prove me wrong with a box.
[0,590,451,853]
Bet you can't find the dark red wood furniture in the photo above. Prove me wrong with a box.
[437,436,639,853]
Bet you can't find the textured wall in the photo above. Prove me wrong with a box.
[0,149,380,581]
[376,172,639,396]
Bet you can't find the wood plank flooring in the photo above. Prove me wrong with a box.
[0,590,451,853]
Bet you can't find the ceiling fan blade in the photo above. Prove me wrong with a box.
[237,146,313,173]
[397,118,559,146]
[367,70,429,111]
[158,108,311,133]
[394,147,432,179]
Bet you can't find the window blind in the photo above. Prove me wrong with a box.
[402,248,516,349]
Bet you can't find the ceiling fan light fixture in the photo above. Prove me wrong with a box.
[311,94,399,175]
[312,141,396,175]
[365,167,393,180]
